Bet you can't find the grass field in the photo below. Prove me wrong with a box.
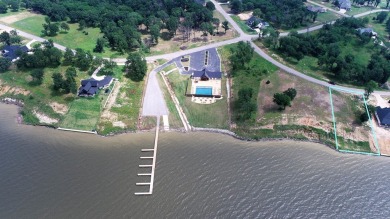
[166,71,229,129]
[97,66,145,134]
[254,36,375,87]
[60,95,101,131]
[157,71,183,129]
[9,13,123,57]
[330,88,376,153]
[219,43,278,124]
[0,66,90,125]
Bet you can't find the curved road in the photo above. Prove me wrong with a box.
[1,3,389,97]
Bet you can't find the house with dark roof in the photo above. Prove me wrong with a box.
[188,69,222,99]
[246,16,269,29]
[192,69,222,80]
[336,0,351,11]
[78,76,113,97]
[375,107,390,127]
[357,28,377,36]
[1,45,29,62]
[307,5,326,13]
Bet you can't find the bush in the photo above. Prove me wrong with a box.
[359,112,369,123]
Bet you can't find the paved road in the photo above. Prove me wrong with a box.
[142,63,169,116]
[0,23,67,51]
[1,4,390,98]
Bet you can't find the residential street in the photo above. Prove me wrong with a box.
[1,1,389,118]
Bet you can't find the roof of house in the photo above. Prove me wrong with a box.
[2,45,29,60]
[338,0,351,9]
[376,107,390,125]
[79,76,113,96]
[307,5,325,13]
[193,69,222,79]
[246,16,263,25]
[357,28,374,35]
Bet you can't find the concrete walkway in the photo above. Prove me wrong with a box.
[142,65,169,117]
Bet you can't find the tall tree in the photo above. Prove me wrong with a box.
[0,31,10,45]
[230,0,243,14]
[0,2,7,14]
[229,41,254,71]
[206,2,215,11]
[273,93,291,110]
[52,72,64,91]
[30,68,44,85]
[283,88,297,101]
[222,20,230,33]
[93,38,105,53]
[60,22,70,32]
[63,48,74,66]
[365,80,377,98]
[0,57,11,72]
[125,52,147,81]
[150,24,161,44]
[10,0,20,12]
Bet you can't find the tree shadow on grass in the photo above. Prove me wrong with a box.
[161,31,172,41]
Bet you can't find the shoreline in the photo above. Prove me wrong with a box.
[0,100,379,156]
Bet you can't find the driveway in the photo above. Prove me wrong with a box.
[142,64,169,117]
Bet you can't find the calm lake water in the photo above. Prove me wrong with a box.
[1,103,390,218]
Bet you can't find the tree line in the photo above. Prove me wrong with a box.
[22,0,221,53]
[263,17,390,86]
[228,0,313,29]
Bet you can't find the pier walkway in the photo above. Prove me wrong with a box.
[135,116,160,195]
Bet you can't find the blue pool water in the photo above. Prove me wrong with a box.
[196,86,212,95]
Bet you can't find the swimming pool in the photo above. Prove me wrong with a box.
[195,86,213,96]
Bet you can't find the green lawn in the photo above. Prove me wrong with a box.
[231,15,257,35]
[330,90,374,153]
[162,63,177,73]
[347,5,374,16]
[0,9,28,18]
[254,37,375,87]
[157,71,183,129]
[10,14,124,58]
[315,10,342,23]
[0,66,90,125]
[60,95,101,131]
[166,71,229,129]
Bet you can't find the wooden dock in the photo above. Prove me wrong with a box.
[135,116,160,196]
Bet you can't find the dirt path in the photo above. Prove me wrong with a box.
[0,12,38,24]
[371,118,390,155]
[373,94,390,108]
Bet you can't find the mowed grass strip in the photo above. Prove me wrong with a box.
[157,71,183,129]
[10,13,123,57]
[167,71,229,129]
[231,15,257,35]
[60,96,101,131]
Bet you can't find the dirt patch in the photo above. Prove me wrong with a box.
[104,81,121,110]
[237,12,253,21]
[49,102,68,115]
[0,84,11,96]
[33,111,58,124]
[373,94,390,108]
[0,83,30,96]
[296,116,331,132]
[0,12,38,24]
[372,119,390,155]
[99,82,128,129]
[113,121,126,128]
